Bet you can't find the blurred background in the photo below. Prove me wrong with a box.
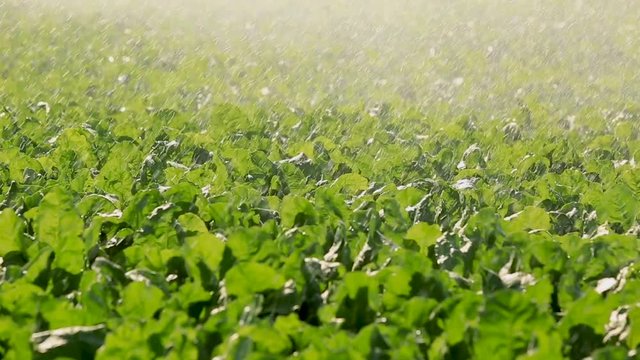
[2,0,639,119]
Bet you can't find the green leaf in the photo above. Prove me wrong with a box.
[212,104,250,133]
[405,222,442,253]
[589,346,629,360]
[0,208,27,255]
[225,227,272,261]
[280,195,318,228]
[504,206,551,232]
[32,325,106,358]
[0,317,33,360]
[591,183,640,229]
[225,262,285,296]
[559,290,617,337]
[53,128,97,167]
[444,294,482,345]
[627,306,640,349]
[180,213,225,272]
[121,190,162,229]
[237,325,292,355]
[330,173,369,195]
[96,320,155,360]
[35,188,85,274]
[177,212,209,233]
[0,281,45,317]
[94,142,141,200]
[474,290,555,359]
[117,282,165,320]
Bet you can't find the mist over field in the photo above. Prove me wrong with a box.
[4,1,640,359]
[3,0,640,117]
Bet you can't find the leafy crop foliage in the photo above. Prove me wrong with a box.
[2,1,640,359]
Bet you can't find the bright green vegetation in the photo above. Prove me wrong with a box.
[2,1,640,359]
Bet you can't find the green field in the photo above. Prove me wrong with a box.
[2,1,640,359]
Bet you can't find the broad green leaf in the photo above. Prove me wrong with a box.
[628,307,640,350]
[444,294,482,345]
[280,195,318,228]
[592,183,640,229]
[0,281,45,318]
[117,282,165,319]
[0,317,32,360]
[224,262,285,296]
[559,290,617,337]
[35,188,85,273]
[94,143,141,200]
[0,208,27,255]
[405,222,441,253]
[330,173,369,194]
[225,227,272,261]
[177,213,209,233]
[96,321,155,360]
[474,291,555,360]
[504,206,550,232]
[180,213,225,272]
[237,325,292,355]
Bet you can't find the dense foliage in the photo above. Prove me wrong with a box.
[2,1,640,359]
